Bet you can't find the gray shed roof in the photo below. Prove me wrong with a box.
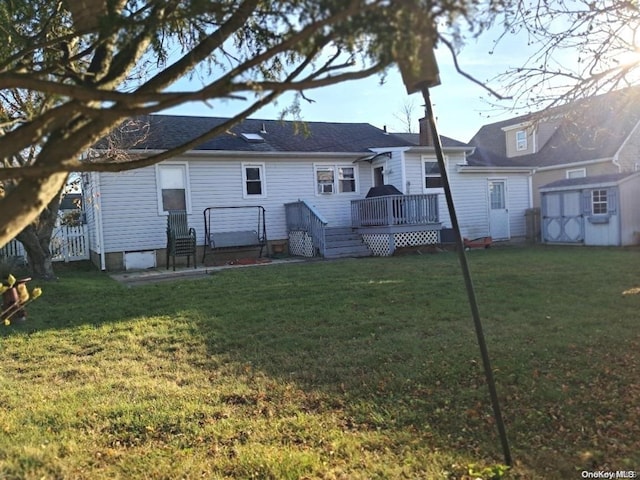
[539,172,639,191]
[112,115,416,153]
[467,86,640,168]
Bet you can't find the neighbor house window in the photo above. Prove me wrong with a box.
[592,189,608,215]
[242,163,266,198]
[516,130,527,151]
[315,164,357,195]
[156,163,190,213]
[423,156,444,190]
[566,168,586,179]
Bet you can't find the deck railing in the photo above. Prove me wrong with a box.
[351,194,439,227]
[284,200,328,256]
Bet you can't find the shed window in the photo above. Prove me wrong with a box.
[157,163,190,213]
[592,189,608,215]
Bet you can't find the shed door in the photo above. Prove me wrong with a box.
[488,180,510,240]
[542,191,584,243]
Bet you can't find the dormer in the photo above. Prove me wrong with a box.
[502,122,535,157]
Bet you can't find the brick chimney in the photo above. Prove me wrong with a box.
[418,117,434,146]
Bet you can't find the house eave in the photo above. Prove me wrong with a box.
[121,148,370,159]
[406,146,475,154]
[534,157,613,172]
[457,165,534,174]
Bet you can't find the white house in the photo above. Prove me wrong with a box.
[83,115,533,271]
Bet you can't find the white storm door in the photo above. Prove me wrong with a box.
[488,180,510,240]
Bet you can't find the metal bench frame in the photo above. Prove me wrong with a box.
[202,206,267,264]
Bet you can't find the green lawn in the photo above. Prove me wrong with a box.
[1,246,639,479]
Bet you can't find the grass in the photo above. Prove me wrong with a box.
[1,245,639,479]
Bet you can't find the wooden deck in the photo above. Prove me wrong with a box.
[351,194,441,232]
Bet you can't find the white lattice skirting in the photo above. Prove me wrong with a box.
[362,230,440,256]
[288,230,316,257]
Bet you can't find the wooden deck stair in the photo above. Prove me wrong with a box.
[324,227,372,259]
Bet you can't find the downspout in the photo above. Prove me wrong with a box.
[400,151,408,194]
[94,172,106,271]
[612,154,622,173]
[529,169,536,208]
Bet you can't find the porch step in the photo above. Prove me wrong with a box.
[324,227,371,259]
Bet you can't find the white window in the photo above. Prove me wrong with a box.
[592,189,608,215]
[315,164,357,195]
[316,166,334,194]
[422,156,445,191]
[156,163,190,214]
[566,168,586,179]
[516,130,527,151]
[242,163,266,198]
[338,167,356,193]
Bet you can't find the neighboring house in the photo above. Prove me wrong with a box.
[467,86,640,210]
[83,115,533,271]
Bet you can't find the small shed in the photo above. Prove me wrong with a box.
[540,172,640,246]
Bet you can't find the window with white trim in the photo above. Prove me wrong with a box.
[592,189,608,215]
[242,163,266,198]
[566,168,586,179]
[156,163,190,213]
[338,166,356,193]
[516,130,527,151]
[422,156,445,191]
[315,164,357,195]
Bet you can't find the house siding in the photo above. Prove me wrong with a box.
[532,160,616,208]
[380,149,405,192]
[93,155,374,255]
[505,127,535,157]
[406,153,504,238]
[449,171,488,238]
[100,168,162,253]
[616,121,640,172]
[619,176,640,245]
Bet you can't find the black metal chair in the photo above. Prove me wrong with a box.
[166,210,196,271]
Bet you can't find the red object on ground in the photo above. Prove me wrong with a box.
[463,236,493,249]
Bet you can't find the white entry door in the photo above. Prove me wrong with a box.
[488,180,510,240]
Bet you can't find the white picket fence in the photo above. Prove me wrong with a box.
[0,223,89,263]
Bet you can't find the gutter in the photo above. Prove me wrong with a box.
[457,165,534,174]
[125,148,378,160]
[534,157,613,172]
[612,119,640,173]
[407,145,475,155]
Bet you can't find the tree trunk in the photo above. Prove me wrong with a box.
[15,186,65,281]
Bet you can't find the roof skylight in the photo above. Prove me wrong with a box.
[240,133,265,143]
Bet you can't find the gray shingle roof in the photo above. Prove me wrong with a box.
[539,172,638,190]
[390,132,468,148]
[118,115,415,153]
[467,86,640,167]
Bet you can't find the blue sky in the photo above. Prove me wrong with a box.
[164,32,535,143]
